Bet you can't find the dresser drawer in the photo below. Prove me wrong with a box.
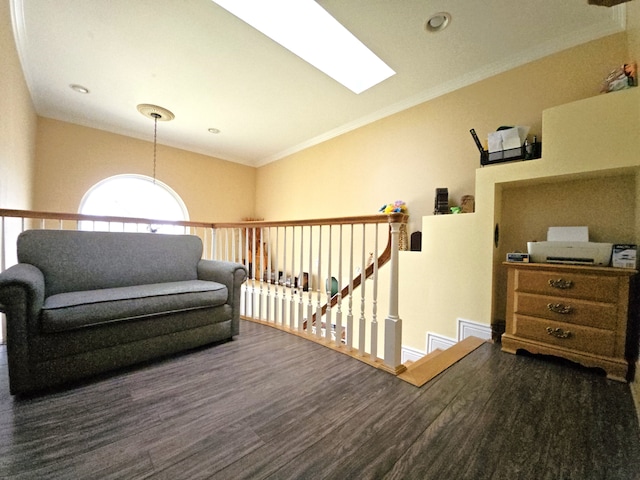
[515,269,619,302]
[512,314,615,357]
[514,292,617,330]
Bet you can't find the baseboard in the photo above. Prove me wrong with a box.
[457,318,492,342]
[426,320,491,354]
[426,332,456,353]
[401,345,425,364]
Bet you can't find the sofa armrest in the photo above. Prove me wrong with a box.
[0,263,45,319]
[0,263,45,394]
[197,260,248,336]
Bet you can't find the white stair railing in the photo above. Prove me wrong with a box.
[223,214,407,374]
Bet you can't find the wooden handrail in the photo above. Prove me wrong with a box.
[0,208,407,230]
[0,208,213,228]
[216,213,407,228]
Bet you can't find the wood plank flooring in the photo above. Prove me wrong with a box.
[0,319,639,479]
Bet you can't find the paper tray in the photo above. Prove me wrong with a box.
[480,142,541,166]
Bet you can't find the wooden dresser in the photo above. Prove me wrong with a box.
[502,262,637,381]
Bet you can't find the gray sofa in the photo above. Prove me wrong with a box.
[0,229,247,395]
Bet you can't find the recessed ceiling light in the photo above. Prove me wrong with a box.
[70,84,90,94]
[211,0,395,94]
[425,12,451,33]
[208,128,221,134]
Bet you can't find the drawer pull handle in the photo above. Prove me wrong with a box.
[547,303,572,314]
[548,278,573,289]
[546,327,571,339]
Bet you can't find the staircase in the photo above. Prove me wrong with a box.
[399,336,486,387]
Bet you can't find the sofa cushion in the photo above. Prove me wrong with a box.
[17,230,204,296]
[40,280,227,333]
[32,307,233,362]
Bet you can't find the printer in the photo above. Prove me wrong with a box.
[526,226,613,266]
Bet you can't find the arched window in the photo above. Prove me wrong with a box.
[79,174,189,233]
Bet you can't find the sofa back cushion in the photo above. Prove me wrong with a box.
[17,230,203,296]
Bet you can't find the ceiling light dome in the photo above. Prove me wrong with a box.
[70,84,90,94]
[136,104,175,121]
[425,12,451,33]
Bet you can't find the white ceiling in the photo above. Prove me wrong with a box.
[11,0,626,167]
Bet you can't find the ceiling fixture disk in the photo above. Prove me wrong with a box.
[136,104,175,121]
[70,84,90,94]
[425,12,451,32]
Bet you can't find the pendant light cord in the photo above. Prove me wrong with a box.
[136,105,174,186]
[152,113,160,185]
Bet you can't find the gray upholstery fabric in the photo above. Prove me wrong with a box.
[0,230,248,395]
[0,263,45,319]
[32,306,233,361]
[41,280,228,333]
[198,259,247,336]
[30,320,234,388]
[17,230,203,296]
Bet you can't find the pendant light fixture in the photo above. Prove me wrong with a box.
[136,104,175,184]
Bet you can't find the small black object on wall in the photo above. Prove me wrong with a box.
[410,231,422,251]
[434,188,449,214]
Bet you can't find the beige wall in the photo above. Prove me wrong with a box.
[256,34,629,235]
[628,1,640,62]
[400,87,640,346]
[0,0,37,209]
[33,119,256,222]
[254,32,633,351]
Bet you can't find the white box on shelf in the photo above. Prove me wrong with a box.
[612,244,637,269]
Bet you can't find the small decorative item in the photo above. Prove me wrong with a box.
[601,63,637,93]
[410,231,422,251]
[379,200,408,214]
[460,195,475,213]
[399,224,409,251]
[434,188,449,214]
[379,201,409,250]
[366,252,375,267]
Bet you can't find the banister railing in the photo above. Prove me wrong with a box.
[0,208,407,374]
[0,208,217,271]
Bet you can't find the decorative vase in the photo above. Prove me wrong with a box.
[399,224,409,251]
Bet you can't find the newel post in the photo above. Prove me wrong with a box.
[384,213,407,373]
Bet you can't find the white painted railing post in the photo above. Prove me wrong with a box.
[384,216,404,372]
[346,224,354,351]
[246,228,252,318]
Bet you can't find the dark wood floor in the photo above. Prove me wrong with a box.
[1,320,639,480]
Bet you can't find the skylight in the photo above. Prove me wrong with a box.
[211,0,396,94]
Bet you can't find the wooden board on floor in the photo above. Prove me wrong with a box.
[398,336,486,387]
